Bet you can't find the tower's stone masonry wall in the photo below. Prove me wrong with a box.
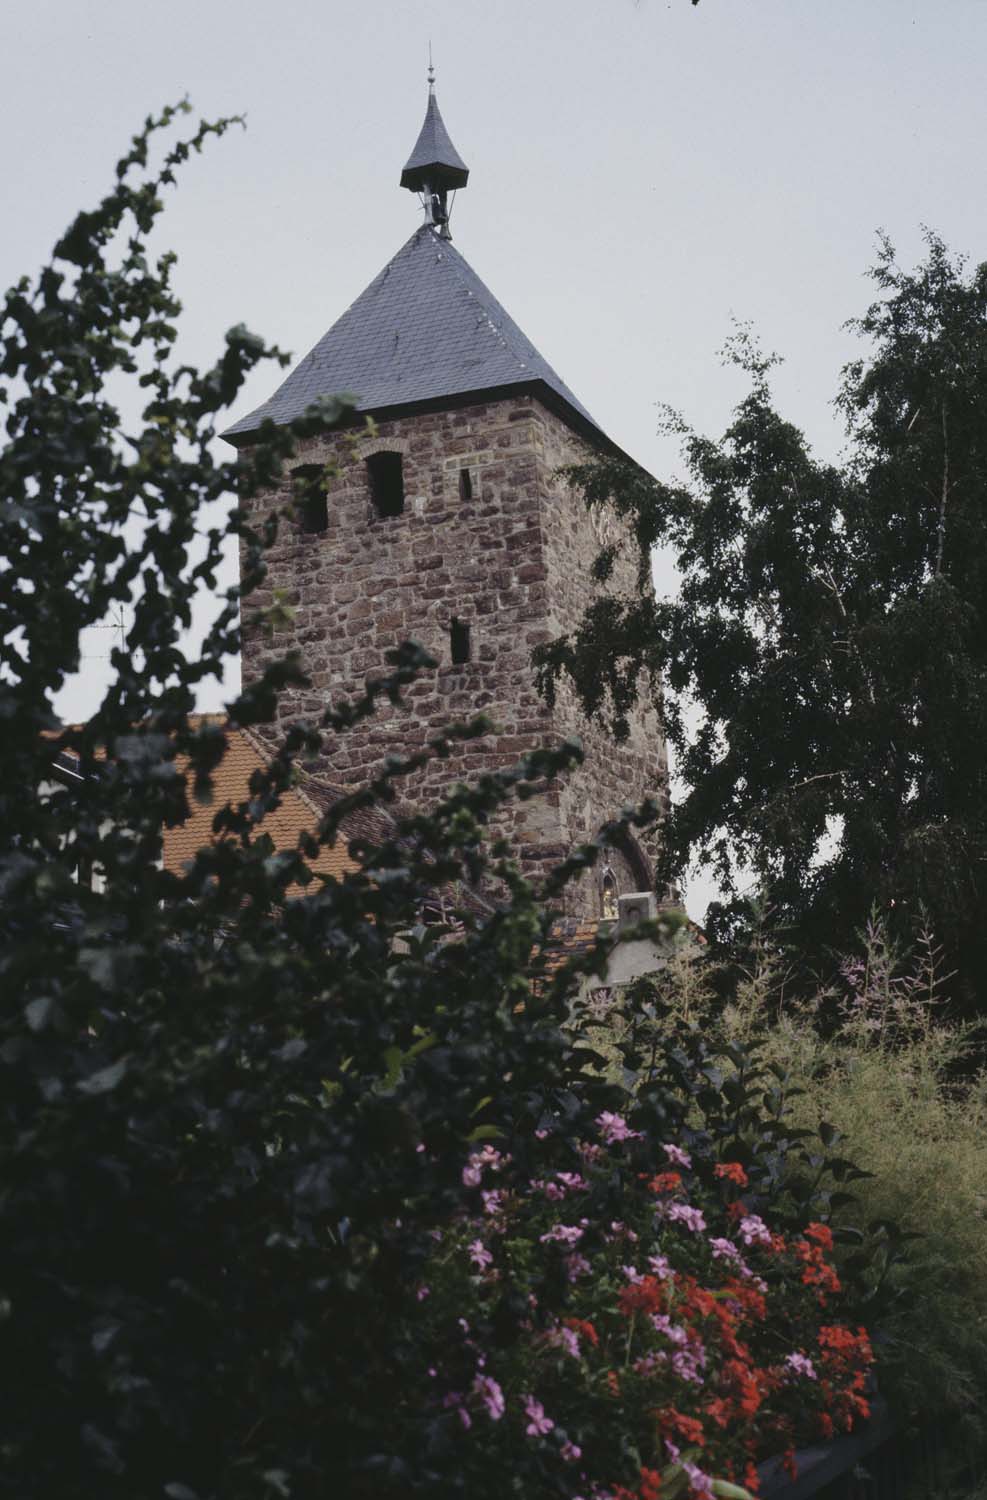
[532,405,667,913]
[239,394,666,910]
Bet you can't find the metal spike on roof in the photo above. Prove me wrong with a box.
[400,74,469,194]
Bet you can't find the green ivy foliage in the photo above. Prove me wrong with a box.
[535,236,987,1009]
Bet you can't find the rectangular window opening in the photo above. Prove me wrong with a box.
[367,451,405,517]
[450,618,472,665]
[458,467,473,502]
[292,465,328,534]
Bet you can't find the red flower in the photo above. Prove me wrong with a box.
[722,1277,767,1323]
[715,1161,749,1187]
[639,1467,662,1500]
[805,1221,835,1251]
[658,1407,706,1448]
[703,1395,730,1430]
[678,1276,719,1321]
[723,1358,765,1418]
[795,1238,842,1300]
[818,1324,874,1368]
[619,1276,668,1317]
[648,1171,683,1195]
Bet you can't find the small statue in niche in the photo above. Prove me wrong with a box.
[601,866,618,921]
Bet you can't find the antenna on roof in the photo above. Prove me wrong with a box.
[428,41,435,93]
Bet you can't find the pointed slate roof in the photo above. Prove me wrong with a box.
[223,225,606,445]
[400,92,469,192]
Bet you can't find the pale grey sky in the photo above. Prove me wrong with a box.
[6,0,987,918]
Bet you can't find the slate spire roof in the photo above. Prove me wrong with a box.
[222,88,610,449]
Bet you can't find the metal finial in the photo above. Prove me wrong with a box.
[427,42,435,92]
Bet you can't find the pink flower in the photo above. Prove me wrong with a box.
[565,1251,591,1281]
[415,1284,430,1301]
[472,1373,505,1419]
[784,1351,818,1380]
[442,1391,471,1429]
[651,1313,688,1346]
[683,1460,714,1498]
[539,1223,585,1246]
[554,1170,589,1195]
[606,1220,639,1244]
[621,1264,643,1283]
[663,1143,692,1168]
[738,1214,772,1247]
[546,1323,581,1359]
[462,1145,506,1187]
[561,1440,582,1462]
[523,1395,555,1437]
[596,1111,642,1145]
[468,1239,493,1271]
[671,1339,707,1384]
[648,1252,671,1279]
[666,1202,707,1233]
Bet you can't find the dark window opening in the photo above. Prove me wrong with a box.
[292,465,328,534]
[458,467,473,502]
[367,451,405,517]
[450,618,471,665]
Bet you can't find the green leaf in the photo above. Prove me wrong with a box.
[24,996,54,1031]
[77,1057,130,1095]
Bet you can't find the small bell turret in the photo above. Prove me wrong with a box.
[400,62,469,239]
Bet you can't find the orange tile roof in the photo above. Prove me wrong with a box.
[47,718,365,887]
[162,719,361,885]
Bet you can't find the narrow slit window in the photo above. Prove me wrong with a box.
[458,467,473,502]
[367,451,405,517]
[450,618,471,665]
[292,465,328,534]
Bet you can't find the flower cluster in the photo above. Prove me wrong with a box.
[413,1116,874,1499]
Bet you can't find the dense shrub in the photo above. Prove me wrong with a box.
[605,923,987,1463]
[421,1120,873,1499]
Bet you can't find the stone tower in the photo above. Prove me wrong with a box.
[224,79,667,915]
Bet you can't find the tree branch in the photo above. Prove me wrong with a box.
[935,400,949,577]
